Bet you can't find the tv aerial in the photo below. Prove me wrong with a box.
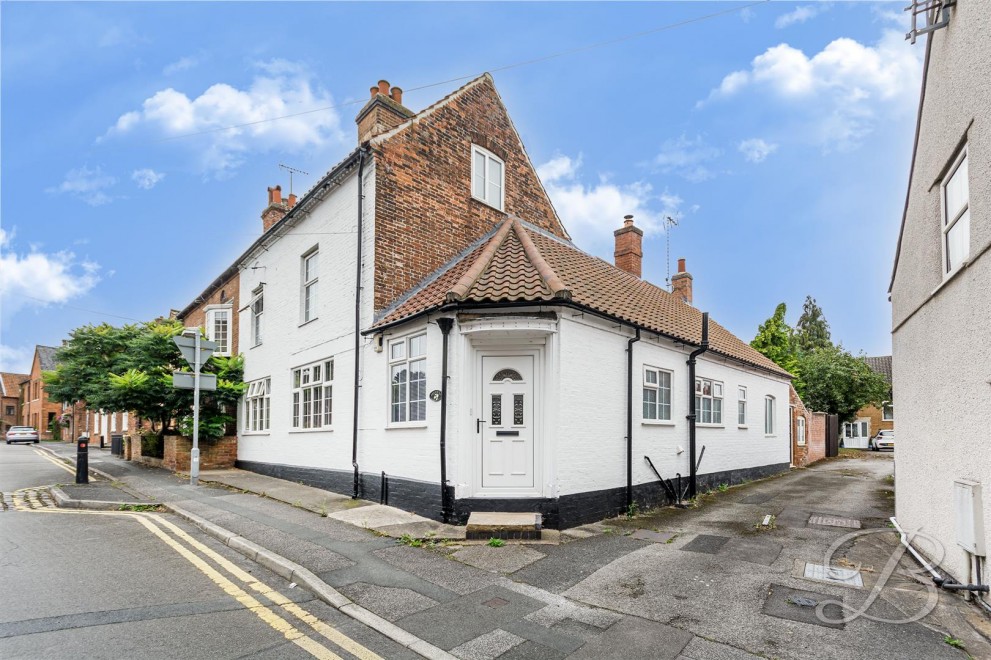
[279,163,309,196]
[664,215,679,291]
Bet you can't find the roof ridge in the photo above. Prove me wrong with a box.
[371,74,490,146]
[446,217,515,302]
[514,220,570,300]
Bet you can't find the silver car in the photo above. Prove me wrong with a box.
[5,426,39,444]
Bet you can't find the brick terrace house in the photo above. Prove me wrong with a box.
[1,372,29,433]
[20,346,63,439]
[841,355,893,450]
[789,384,825,467]
[227,74,794,528]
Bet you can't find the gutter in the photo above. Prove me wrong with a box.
[686,312,710,500]
[437,317,455,523]
[351,148,367,499]
[626,328,641,511]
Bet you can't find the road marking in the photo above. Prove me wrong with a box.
[149,514,383,660]
[32,449,78,476]
[130,514,342,660]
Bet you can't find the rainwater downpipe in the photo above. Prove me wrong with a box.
[351,147,367,499]
[686,312,709,501]
[626,328,641,511]
[437,317,454,523]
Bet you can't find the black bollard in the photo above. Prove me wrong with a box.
[75,436,89,484]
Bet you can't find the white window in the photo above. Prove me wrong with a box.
[122,412,129,431]
[765,396,776,435]
[245,378,271,432]
[843,420,869,439]
[737,386,747,426]
[642,367,672,421]
[694,378,723,425]
[206,306,232,356]
[942,146,969,274]
[471,145,504,210]
[251,288,264,347]
[389,334,426,424]
[796,415,806,446]
[882,402,894,421]
[292,359,333,430]
[301,249,319,323]
[111,414,117,433]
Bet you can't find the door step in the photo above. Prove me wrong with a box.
[466,512,542,540]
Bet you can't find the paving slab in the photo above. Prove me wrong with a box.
[738,493,775,505]
[631,529,677,544]
[198,468,367,514]
[452,545,546,574]
[680,534,730,555]
[449,629,526,660]
[58,483,144,503]
[512,534,649,593]
[337,582,439,621]
[374,546,501,596]
[329,503,431,529]
[567,616,693,659]
[677,636,764,660]
[497,640,567,660]
[374,520,466,540]
[760,583,845,630]
[719,537,783,567]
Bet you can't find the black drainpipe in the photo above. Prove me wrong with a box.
[437,317,454,523]
[626,327,641,511]
[686,312,709,500]
[351,147,367,499]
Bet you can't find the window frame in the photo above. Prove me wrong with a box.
[244,377,272,433]
[796,415,806,446]
[251,287,264,348]
[470,144,505,211]
[882,402,894,421]
[205,304,233,356]
[301,247,319,324]
[290,358,334,432]
[642,366,673,424]
[941,145,970,277]
[694,377,724,426]
[737,386,748,427]
[388,333,427,427]
[764,395,776,436]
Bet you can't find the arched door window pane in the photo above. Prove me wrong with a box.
[493,369,523,382]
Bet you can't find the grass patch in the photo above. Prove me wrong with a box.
[943,635,965,649]
[487,538,506,548]
[117,503,161,512]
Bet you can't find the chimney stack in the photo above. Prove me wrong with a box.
[261,185,290,233]
[613,215,644,277]
[671,258,693,305]
[356,78,414,144]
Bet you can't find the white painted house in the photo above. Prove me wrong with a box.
[231,75,792,527]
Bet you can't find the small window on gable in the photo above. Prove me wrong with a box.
[471,145,504,211]
[942,145,969,275]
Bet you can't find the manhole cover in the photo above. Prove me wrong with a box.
[681,534,730,555]
[762,584,845,629]
[804,563,864,587]
[789,596,818,607]
[808,515,861,529]
[482,597,509,609]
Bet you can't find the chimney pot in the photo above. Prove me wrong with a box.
[613,214,644,278]
[267,185,282,205]
[390,86,403,105]
[378,80,390,95]
[370,86,379,99]
[262,184,289,233]
[287,193,297,209]
[671,257,693,305]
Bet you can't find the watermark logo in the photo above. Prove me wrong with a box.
[814,527,942,625]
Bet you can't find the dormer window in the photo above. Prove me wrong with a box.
[471,145,504,210]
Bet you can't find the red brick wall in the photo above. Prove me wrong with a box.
[371,75,569,311]
[180,271,240,356]
[21,352,63,440]
[163,435,237,472]
[808,412,826,464]
[1,395,19,432]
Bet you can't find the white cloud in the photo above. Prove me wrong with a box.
[163,56,198,76]
[775,4,827,29]
[0,344,34,374]
[652,135,721,182]
[701,29,923,150]
[103,59,343,177]
[0,227,101,315]
[46,165,117,206]
[738,138,778,163]
[538,154,684,250]
[132,168,165,189]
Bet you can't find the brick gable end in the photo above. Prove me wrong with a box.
[372,76,568,312]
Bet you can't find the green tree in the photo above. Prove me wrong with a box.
[750,303,799,376]
[42,323,141,412]
[793,345,890,422]
[794,296,832,353]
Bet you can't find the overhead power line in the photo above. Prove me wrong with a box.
[151,0,769,144]
[6,293,145,322]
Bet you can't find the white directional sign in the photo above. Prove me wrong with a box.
[173,336,217,371]
[173,372,217,391]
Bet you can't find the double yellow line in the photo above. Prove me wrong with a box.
[20,452,380,660]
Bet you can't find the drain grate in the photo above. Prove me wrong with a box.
[804,562,864,587]
[808,514,861,529]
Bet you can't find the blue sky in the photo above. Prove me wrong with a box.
[0,1,922,374]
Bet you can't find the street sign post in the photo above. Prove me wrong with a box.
[172,333,218,486]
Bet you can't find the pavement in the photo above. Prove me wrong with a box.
[34,442,991,660]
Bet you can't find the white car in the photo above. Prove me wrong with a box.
[869,429,894,451]
[5,426,40,444]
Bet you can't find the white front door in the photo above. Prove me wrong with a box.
[480,355,534,489]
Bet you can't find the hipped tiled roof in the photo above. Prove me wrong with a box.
[0,372,29,397]
[374,217,791,378]
[863,355,892,383]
